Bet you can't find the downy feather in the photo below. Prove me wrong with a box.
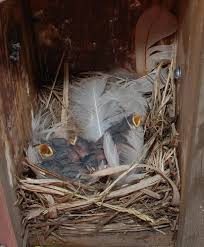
[31,109,53,144]
[71,76,125,142]
[146,44,175,72]
[121,67,168,94]
[26,144,41,164]
[120,127,144,165]
[103,130,145,186]
[103,132,119,167]
[31,108,68,144]
[105,86,147,118]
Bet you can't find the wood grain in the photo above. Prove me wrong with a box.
[29,0,154,76]
[0,0,37,246]
[30,229,175,247]
[176,0,204,246]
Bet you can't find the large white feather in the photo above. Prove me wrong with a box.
[103,132,119,167]
[71,76,125,142]
[120,128,144,165]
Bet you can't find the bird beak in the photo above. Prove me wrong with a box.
[38,144,54,158]
[132,114,142,127]
[69,135,78,145]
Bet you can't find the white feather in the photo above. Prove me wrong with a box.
[120,128,144,165]
[121,67,168,94]
[31,109,53,144]
[105,86,147,118]
[71,76,125,142]
[31,108,67,144]
[146,44,175,72]
[26,144,41,164]
[103,132,119,167]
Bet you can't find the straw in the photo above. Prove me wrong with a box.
[17,60,180,242]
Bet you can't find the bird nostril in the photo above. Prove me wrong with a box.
[38,144,54,158]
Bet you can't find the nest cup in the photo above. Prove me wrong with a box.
[17,59,180,243]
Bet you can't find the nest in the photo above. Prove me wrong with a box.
[16,60,180,244]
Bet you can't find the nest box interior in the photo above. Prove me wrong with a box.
[0,0,203,247]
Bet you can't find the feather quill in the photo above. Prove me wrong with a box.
[103,132,119,167]
[71,76,125,142]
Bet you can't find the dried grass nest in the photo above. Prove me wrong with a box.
[16,61,180,243]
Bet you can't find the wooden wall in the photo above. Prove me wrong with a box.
[0,0,37,246]
[29,0,141,78]
[176,0,204,246]
[29,0,177,80]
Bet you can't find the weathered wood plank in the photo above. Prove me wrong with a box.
[29,0,151,76]
[0,0,37,246]
[0,182,18,247]
[30,229,175,247]
[177,0,204,246]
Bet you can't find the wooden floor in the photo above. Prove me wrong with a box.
[30,229,175,247]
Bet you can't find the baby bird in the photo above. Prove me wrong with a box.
[39,138,89,181]
[73,137,92,159]
[82,148,107,172]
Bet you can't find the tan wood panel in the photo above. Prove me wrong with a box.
[30,229,175,247]
[176,0,204,246]
[0,0,37,246]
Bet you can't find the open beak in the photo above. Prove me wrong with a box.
[132,114,142,127]
[38,144,54,158]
